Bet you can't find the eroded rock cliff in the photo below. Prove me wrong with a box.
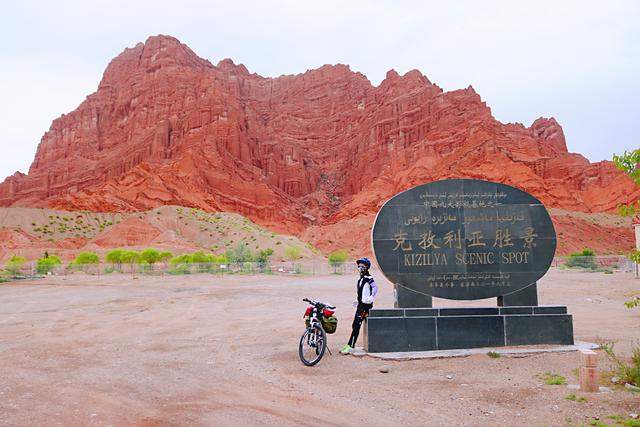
[1,35,636,254]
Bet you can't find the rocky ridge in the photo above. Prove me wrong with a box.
[1,35,637,254]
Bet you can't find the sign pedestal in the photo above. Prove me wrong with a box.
[394,285,432,308]
[368,179,574,353]
[364,306,573,353]
[497,282,538,306]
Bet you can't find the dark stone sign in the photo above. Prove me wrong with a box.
[372,179,557,300]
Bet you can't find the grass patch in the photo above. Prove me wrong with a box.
[487,351,500,358]
[539,372,566,385]
[565,393,587,403]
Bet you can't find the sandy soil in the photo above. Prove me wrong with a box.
[0,269,639,426]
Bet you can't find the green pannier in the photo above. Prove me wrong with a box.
[321,316,338,334]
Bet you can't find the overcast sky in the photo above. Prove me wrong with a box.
[1,0,638,181]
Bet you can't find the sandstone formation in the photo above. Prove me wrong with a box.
[0,206,315,262]
[1,35,637,255]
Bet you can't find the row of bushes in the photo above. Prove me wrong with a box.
[565,248,598,269]
[1,243,289,277]
[2,255,64,275]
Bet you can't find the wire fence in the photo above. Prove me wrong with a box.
[0,260,362,280]
[0,256,638,282]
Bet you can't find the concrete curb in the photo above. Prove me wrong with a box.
[350,341,598,360]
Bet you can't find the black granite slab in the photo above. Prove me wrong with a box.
[364,308,574,353]
[364,317,410,353]
[439,307,499,316]
[499,307,534,315]
[404,308,440,317]
[394,284,433,308]
[436,316,505,349]
[505,315,574,345]
[498,283,539,306]
[368,309,405,318]
[533,306,568,314]
[372,179,557,301]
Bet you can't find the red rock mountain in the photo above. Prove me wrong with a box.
[1,35,637,254]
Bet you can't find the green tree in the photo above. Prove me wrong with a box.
[191,251,215,272]
[614,149,640,309]
[120,250,140,264]
[190,251,215,264]
[328,249,348,273]
[36,255,61,274]
[614,150,640,216]
[73,252,100,264]
[614,149,640,184]
[159,251,173,262]
[4,255,27,276]
[106,249,126,269]
[226,243,255,264]
[256,248,274,270]
[139,248,161,264]
[284,246,301,261]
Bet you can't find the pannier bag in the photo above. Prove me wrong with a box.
[321,316,338,334]
[304,315,338,334]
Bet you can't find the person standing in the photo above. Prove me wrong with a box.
[340,257,378,354]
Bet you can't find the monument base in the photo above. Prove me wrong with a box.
[363,306,573,353]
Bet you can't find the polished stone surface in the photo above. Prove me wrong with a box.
[364,307,574,352]
[498,282,539,306]
[372,179,557,300]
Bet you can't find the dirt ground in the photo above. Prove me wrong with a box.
[0,269,639,426]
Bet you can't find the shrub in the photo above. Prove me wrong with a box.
[190,251,215,272]
[170,254,192,265]
[214,253,228,264]
[36,255,62,274]
[626,297,640,309]
[600,341,640,387]
[167,263,191,275]
[190,251,215,264]
[565,248,597,269]
[4,255,27,276]
[226,243,254,264]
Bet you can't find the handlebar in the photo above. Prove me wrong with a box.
[302,298,335,310]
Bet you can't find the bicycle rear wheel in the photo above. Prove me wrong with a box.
[298,325,326,366]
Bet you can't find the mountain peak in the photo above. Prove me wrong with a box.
[1,35,637,257]
[100,35,210,87]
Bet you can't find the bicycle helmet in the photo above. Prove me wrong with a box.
[356,257,371,269]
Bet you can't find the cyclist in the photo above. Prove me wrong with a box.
[340,257,378,354]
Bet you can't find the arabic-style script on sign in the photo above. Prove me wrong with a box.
[372,179,556,300]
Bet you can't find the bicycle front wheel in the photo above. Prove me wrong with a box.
[298,325,326,366]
